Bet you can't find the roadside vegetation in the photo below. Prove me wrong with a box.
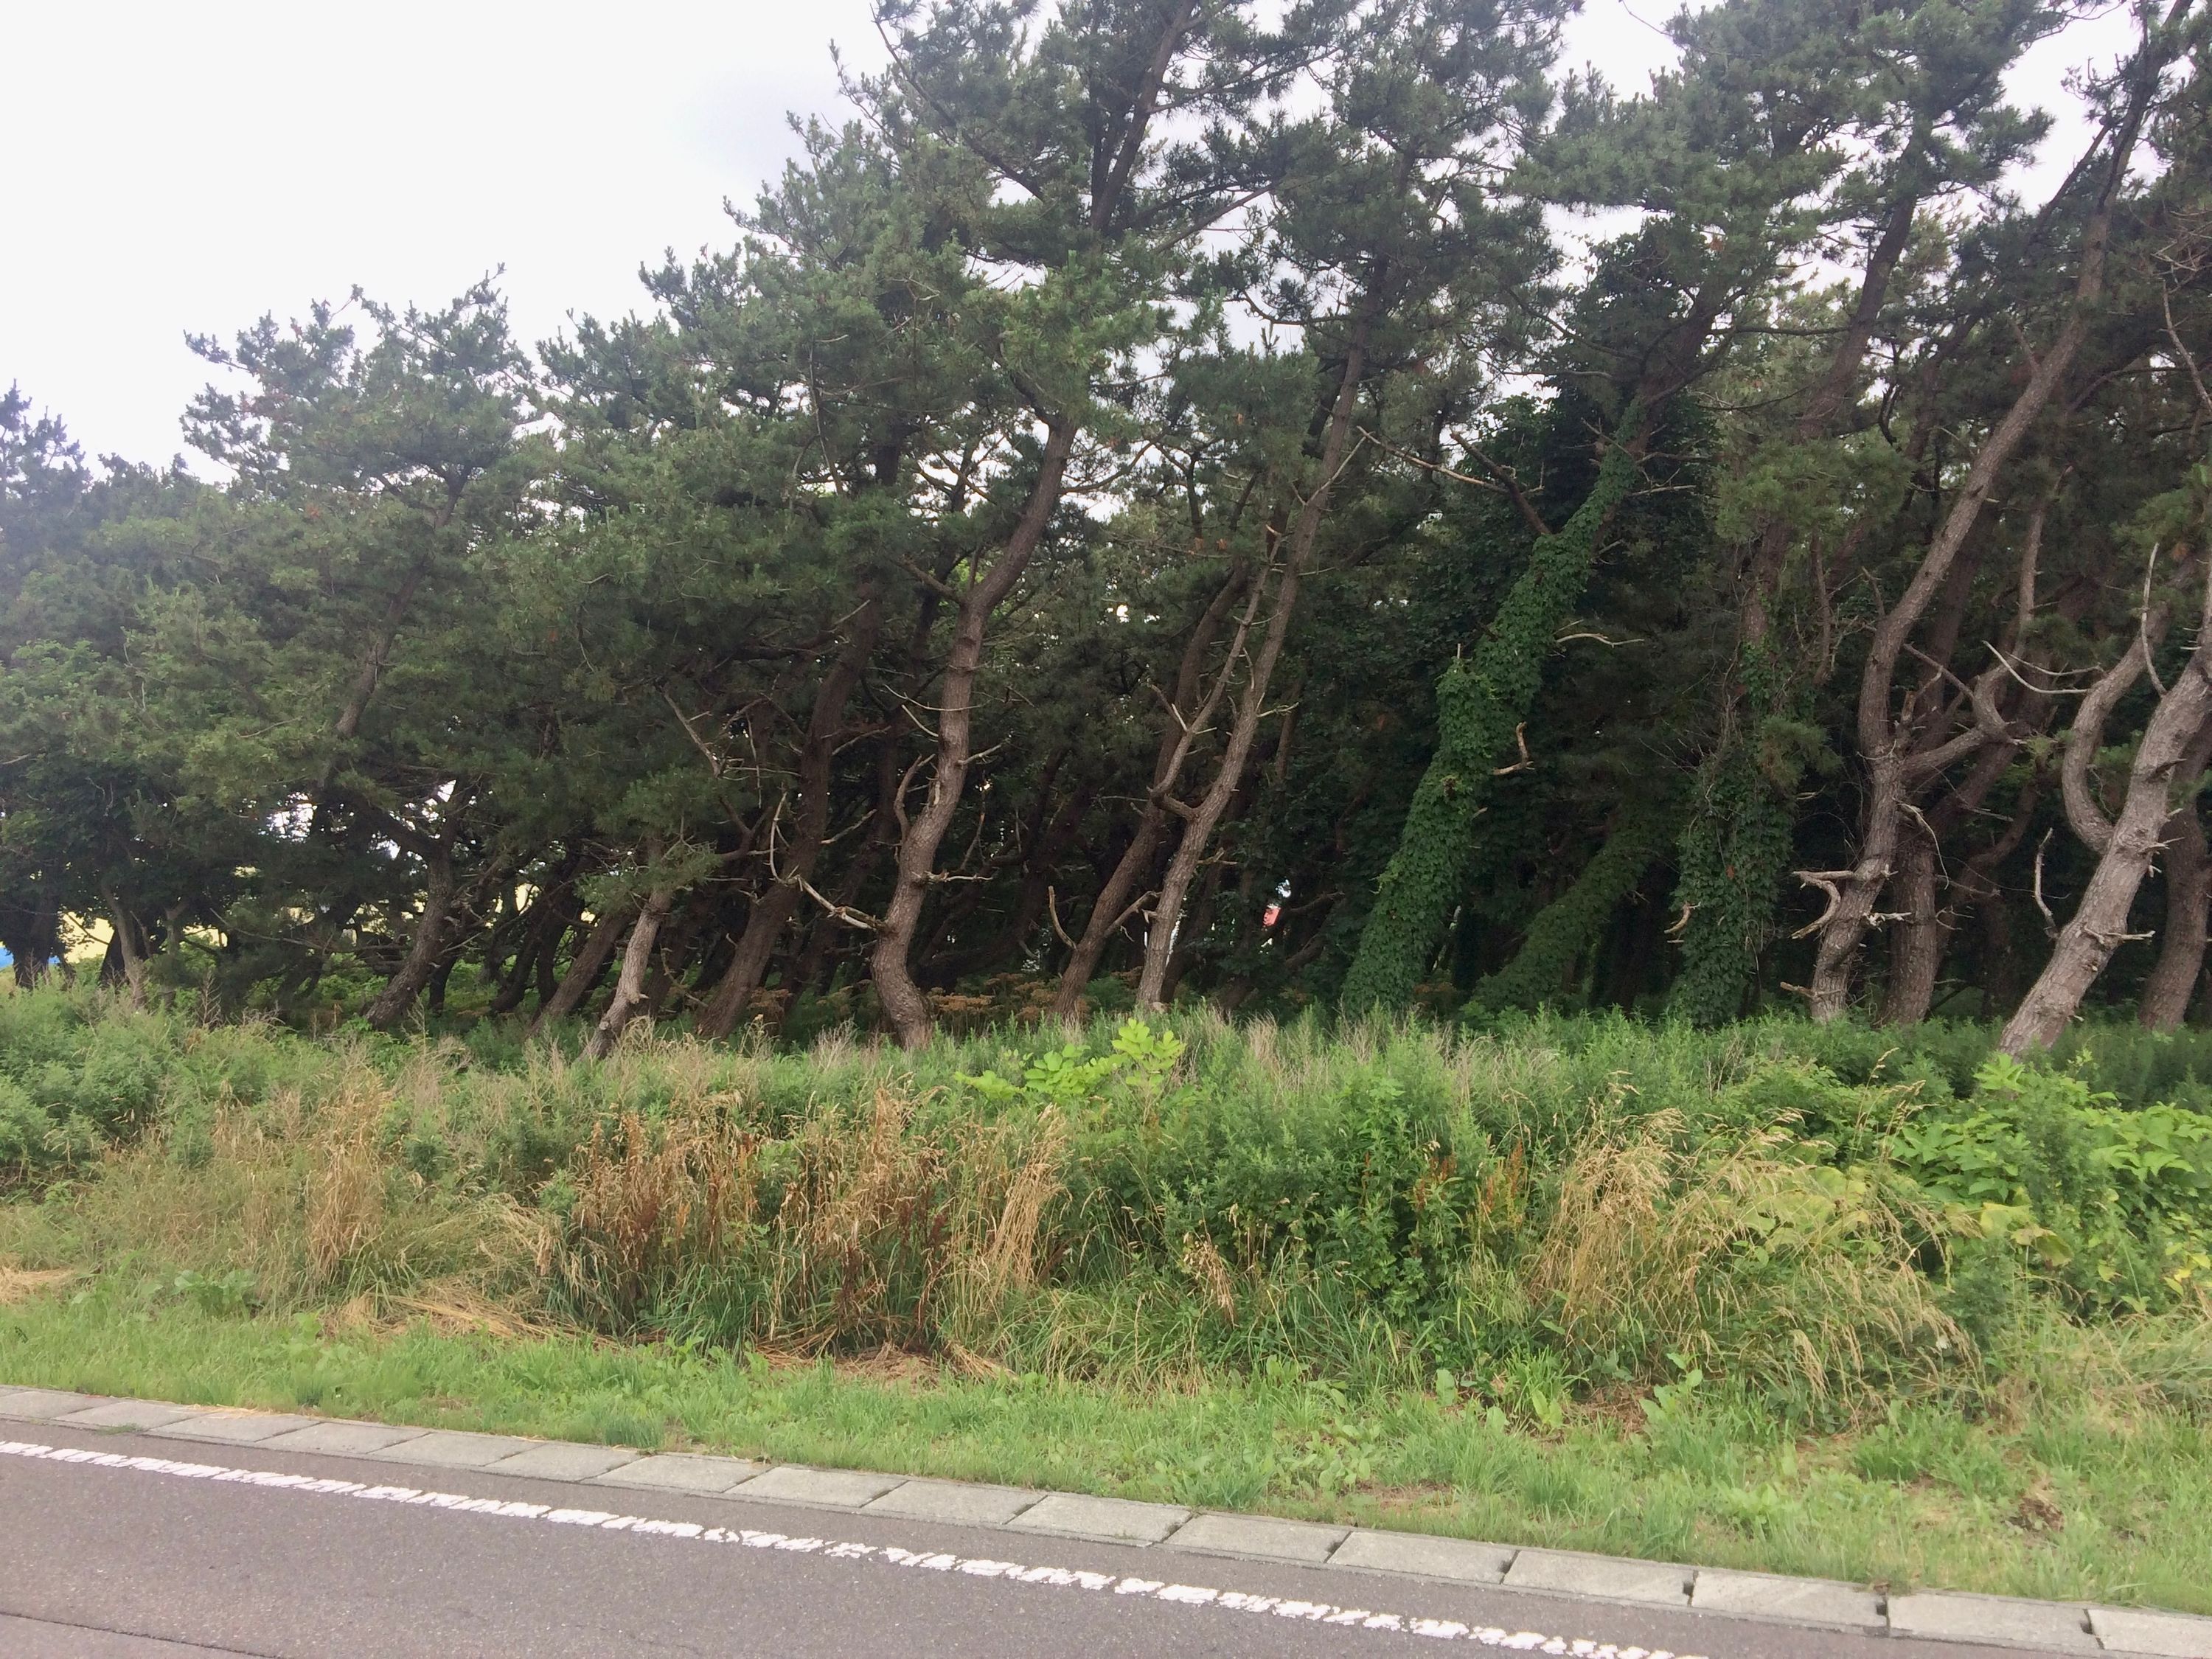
[4,987,2209,1611]
[5,0,2212,1615]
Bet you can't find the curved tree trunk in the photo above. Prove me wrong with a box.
[1473,803,1671,1012]
[698,597,880,1040]
[585,882,676,1060]
[2003,574,2212,1054]
[3,894,62,990]
[1674,161,1924,1022]
[1804,38,2162,1020]
[1140,316,1373,1008]
[700,886,803,1040]
[100,889,151,1010]
[489,885,576,1016]
[1880,732,2030,1026]
[870,2,1198,1049]
[872,422,1077,1048]
[1879,830,1943,1026]
[1344,411,1645,1011]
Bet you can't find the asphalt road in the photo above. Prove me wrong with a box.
[0,1421,2035,1658]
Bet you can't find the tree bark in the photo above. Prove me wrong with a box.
[3,894,61,990]
[868,4,1197,1048]
[585,880,677,1060]
[1475,804,1671,1012]
[1158,858,1225,1005]
[533,920,563,1007]
[1879,830,1943,1027]
[2139,716,2212,1030]
[698,599,881,1040]
[1672,159,1921,1020]
[2003,574,2212,1054]
[1879,730,2031,1026]
[1343,406,1649,1012]
[527,904,631,1036]
[489,884,577,1016]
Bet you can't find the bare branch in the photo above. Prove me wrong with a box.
[1492,723,1534,777]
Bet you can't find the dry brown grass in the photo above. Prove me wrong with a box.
[1528,1110,1961,1399]
[970,1110,1068,1304]
[1179,1232,1239,1324]
[560,1107,758,1325]
[0,1265,75,1305]
[307,1091,387,1284]
[363,1281,558,1341]
[545,1082,1076,1352]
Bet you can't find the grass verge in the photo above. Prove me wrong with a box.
[4,1279,2208,1615]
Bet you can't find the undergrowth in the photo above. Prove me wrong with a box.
[4,990,2210,1416]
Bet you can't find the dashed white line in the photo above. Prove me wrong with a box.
[0,1439,1709,1658]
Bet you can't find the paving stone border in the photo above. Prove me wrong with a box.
[4,1384,2208,1658]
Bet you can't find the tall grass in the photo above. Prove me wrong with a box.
[1,987,2207,1425]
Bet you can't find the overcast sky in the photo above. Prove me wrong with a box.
[4,0,2134,470]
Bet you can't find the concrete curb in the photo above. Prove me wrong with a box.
[4,1383,2208,1658]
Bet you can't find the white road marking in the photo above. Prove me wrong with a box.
[0,1438,1708,1657]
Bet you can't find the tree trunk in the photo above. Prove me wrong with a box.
[1158,858,1225,1005]
[1474,804,1670,1012]
[533,917,565,1007]
[364,842,456,1031]
[699,597,881,1040]
[1879,830,1943,1026]
[700,886,801,1040]
[2139,717,2212,1031]
[1673,162,1924,1018]
[1805,42,2161,1020]
[872,421,1078,1048]
[1140,319,1372,1008]
[489,886,576,1016]
[1878,733,2025,1026]
[1344,410,1646,1011]
[528,905,631,1036]
[2003,576,2212,1054]
[1601,877,1667,1012]
[1052,564,1251,1018]
[101,891,150,1010]
[585,883,677,1060]
[867,3,1197,1048]
[995,781,1093,972]
[3,893,63,990]
[425,944,462,1018]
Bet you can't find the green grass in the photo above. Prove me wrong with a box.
[5,1281,2209,1614]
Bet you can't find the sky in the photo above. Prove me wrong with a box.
[4,0,2138,472]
